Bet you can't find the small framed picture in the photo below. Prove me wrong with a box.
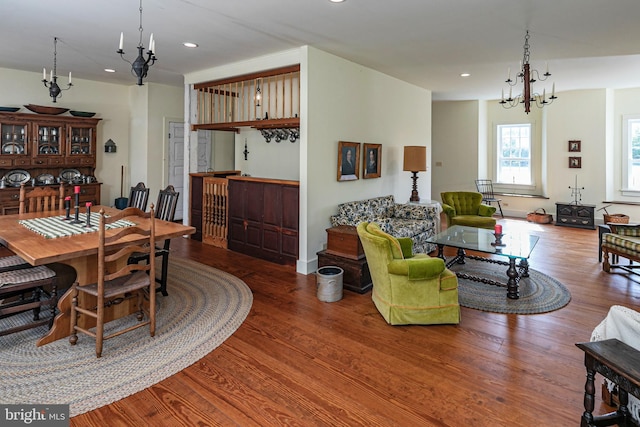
[337,141,360,181]
[363,143,381,179]
[569,156,582,168]
[569,140,581,152]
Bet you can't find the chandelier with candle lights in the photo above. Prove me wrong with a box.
[117,0,157,86]
[499,31,557,114]
[42,37,72,103]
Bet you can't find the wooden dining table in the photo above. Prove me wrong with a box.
[0,205,195,346]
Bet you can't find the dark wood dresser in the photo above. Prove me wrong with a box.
[555,202,596,230]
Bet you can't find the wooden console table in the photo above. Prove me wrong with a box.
[576,339,640,426]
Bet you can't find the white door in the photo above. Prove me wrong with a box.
[168,123,211,221]
[168,122,185,221]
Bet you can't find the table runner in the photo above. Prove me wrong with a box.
[19,213,135,239]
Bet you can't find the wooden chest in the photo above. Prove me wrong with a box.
[326,225,364,260]
[555,202,595,230]
[317,250,372,294]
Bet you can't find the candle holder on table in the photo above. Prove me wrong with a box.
[62,196,72,221]
[69,186,83,225]
[491,232,505,247]
[85,202,91,228]
[84,202,93,228]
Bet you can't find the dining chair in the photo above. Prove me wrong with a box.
[474,179,504,218]
[0,183,68,336]
[0,265,58,336]
[127,182,150,211]
[19,183,65,214]
[69,206,156,358]
[128,185,179,296]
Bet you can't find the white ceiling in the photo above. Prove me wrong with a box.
[3,0,640,101]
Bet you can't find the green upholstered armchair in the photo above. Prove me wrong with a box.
[356,222,460,325]
[440,191,497,229]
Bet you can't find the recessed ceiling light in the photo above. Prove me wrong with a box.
[329,0,345,3]
[183,42,198,48]
[104,68,116,73]
[460,73,471,77]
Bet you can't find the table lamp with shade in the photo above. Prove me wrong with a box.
[403,146,427,202]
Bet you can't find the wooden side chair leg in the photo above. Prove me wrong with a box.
[69,284,79,345]
[32,287,42,321]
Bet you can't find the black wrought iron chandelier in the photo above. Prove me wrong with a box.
[499,31,557,114]
[42,37,72,103]
[117,0,157,86]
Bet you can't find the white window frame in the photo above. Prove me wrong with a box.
[621,114,640,197]
[493,122,537,193]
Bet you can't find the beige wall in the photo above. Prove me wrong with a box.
[0,67,130,205]
[0,68,184,205]
[433,87,640,223]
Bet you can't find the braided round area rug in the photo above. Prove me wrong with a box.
[0,258,253,417]
[448,257,571,314]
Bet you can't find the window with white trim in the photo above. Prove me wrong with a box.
[622,115,640,195]
[496,123,532,186]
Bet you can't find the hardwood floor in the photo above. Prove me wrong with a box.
[71,219,639,426]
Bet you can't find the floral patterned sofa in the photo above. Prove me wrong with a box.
[329,195,439,254]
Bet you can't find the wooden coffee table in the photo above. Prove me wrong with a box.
[426,225,539,299]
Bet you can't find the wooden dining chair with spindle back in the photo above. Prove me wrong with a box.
[128,185,179,296]
[127,182,150,211]
[19,182,65,214]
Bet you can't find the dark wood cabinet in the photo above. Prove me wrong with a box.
[0,112,101,214]
[227,176,299,266]
[555,202,596,230]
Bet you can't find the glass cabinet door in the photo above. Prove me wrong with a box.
[34,123,63,156]
[68,125,94,156]
[0,122,29,155]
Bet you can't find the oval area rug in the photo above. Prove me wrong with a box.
[448,257,571,314]
[0,258,253,417]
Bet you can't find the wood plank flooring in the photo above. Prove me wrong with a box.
[71,219,639,426]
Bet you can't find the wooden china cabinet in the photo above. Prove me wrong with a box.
[0,111,102,215]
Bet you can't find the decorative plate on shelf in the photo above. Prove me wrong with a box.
[69,110,96,118]
[36,173,55,185]
[4,169,30,187]
[59,168,81,183]
[24,104,69,115]
[0,107,20,112]
[39,144,58,154]
[2,143,24,154]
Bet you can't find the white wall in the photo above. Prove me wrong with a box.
[184,47,432,274]
[302,47,432,273]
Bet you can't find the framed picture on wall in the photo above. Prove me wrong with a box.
[569,140,581,152]
[363,143,381,179]
[569,156,582,168]
[337,141,360,181]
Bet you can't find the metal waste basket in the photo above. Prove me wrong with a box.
[316,266,343,302]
